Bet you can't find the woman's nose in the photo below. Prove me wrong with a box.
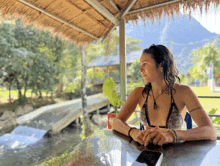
[139,67,143,73]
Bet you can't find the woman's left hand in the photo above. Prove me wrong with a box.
[143,126,175,146]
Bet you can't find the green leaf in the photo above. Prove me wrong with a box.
[102,77,120,107]
[212,117,220,123]
[209,108,218,114]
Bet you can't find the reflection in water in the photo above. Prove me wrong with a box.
[0,126,83,166]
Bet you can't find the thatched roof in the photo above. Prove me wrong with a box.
[0,0,219,44]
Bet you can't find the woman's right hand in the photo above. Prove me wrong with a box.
[130,128,147,145]
[130,126,157,145]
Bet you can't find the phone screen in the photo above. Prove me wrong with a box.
[136,150,162,166]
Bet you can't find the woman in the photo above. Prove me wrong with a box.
[112,44,217,146]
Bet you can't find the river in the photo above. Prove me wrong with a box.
[0,124,83,166]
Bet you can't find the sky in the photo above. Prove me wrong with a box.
[180,3,220,34]
[125,3,220,35]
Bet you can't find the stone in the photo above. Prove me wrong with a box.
[0,110,16,121]
[23,105,34,114]
[0,117,17,131]
[14,105,34,117]
[14,106,24,117]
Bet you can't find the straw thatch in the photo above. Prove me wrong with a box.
[0,0,219,44]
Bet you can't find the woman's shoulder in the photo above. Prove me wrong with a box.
[130,87,145,98]
[174,83,193,95]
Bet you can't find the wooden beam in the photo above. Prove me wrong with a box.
[107,0,120,12]
[120,0,138,18]
[101,24,116,42]
[86,0,119,25]
[17,0,99,40]
[119,19,126,103]
[101,0,137,42]
[128,0,181,14]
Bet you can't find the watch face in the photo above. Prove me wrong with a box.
[136,150,162,166]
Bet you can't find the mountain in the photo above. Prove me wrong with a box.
[125,12,220,74]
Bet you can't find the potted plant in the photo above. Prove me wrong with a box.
[102,77,124,129]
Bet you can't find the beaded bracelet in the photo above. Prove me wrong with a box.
[168,129,176,143]
[172,129,180,143]
[128,127,137,142]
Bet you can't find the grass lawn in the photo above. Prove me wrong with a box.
[191,86,220,114]
[0,89,61,114]
[0,89,48,103]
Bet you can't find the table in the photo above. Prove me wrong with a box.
[70,129,220,166]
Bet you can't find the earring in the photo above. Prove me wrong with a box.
[161,70,163,73]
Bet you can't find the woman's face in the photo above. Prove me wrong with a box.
[139,53,163,83]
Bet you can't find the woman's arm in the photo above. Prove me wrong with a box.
[112,87,143,136]
[177,85,217,141]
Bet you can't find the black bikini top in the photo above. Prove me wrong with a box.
[140,89,183,129]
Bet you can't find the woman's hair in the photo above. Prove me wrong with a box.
[141,44,180,97]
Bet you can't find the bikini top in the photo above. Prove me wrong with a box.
[140,89,183,129]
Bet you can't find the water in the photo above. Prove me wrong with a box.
[0,126,48,149]
[0,125,83,166]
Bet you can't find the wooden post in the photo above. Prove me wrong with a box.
[119,19,127,103]
[76,117,80,126]
[81,45,93,137]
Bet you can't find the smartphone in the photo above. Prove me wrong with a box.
[136,150,163,166]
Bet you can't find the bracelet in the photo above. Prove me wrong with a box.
[172,129,180,143]
[128,127,137,142]
[168,129,176,143]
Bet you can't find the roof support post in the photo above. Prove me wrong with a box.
[119,19,127,103]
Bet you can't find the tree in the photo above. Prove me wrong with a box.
[0,19,63,103]
[128,58,143,81]
[80,45,93,137]
[103,29,142,55]
[189,38,220,82]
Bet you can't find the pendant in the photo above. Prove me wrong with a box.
[154,101,157,110]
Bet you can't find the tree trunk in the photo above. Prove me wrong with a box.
[39,90,42,98]
[23,74,28,98]
[81,45,93,137]
[9,82,12,103]
[15,75,22,104]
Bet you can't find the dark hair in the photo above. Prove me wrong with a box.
[141,44,180,97]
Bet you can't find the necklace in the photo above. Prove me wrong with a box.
[151,88,167,110]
